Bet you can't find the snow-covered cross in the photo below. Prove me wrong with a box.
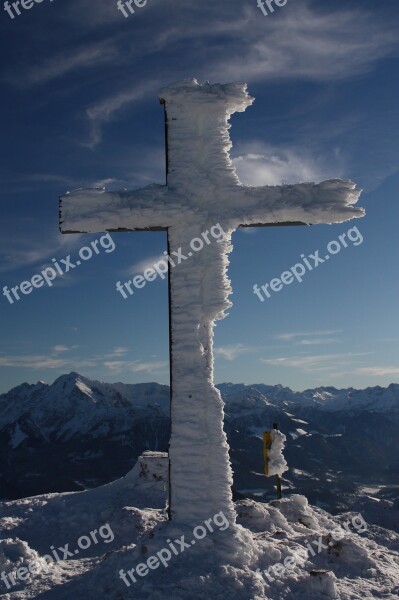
[60,79,364,525]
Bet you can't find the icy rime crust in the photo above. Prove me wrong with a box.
[159,79,253,193]
[268,429,289,477]
[59,78,365,527]
[167,223,237,525]
[60,80,364,234]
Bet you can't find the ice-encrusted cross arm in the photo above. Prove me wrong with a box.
[60,184,172,233]
[224,179,364,229]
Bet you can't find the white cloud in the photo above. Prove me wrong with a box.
[103,360,168,374]
[232,144,337,186]
[239,228,257,235]
[275,331,342,341]
[131,361,168,373]
[294,338,339,346]
[84,80,160,148]
[215,344,256,361]
[91,178,123,190]
[53,345,78,353]
[103,361,125,371]
[126,254,166,276]
[17,43,118,86]
[261,352,370,373]
[5,1,398,151]
[209,4,399,83]
[78,4,399,147]
[0,224,82,274]
[0,354,96,370]
[356,367,399,377]
[112,347,129,356]
[0,347,166,376]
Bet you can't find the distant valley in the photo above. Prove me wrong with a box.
[1,373,398,512]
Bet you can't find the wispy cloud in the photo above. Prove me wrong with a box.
[294,338,340,347]
[103,360,168,374]
[84,80,160,148]
[215,343,258,361]
[98,348,131,360]
[0,349,167,375]
[126,254,166,276]
[0,354,96,370]
[5,1,397,156]
[276,331,342,342]
[112,347,130,356]
[53,345,79,353]
[232,143,339,186]
[76,4,399,147]
[12,42,118,86]
[261,352,370,373]
[90,178,128,190]
[0,225,82,274]
[208,4,399,83]
[131,361,168,373]
[356,367,399,377]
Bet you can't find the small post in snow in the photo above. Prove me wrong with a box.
[273,422,283,500]
[263,423,283,499]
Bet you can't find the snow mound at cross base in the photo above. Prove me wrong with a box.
[0,455,398,599]
[88,495,398,600]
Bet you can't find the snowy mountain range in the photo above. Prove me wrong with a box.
[1,373,398,511]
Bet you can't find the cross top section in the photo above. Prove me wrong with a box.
[159,79,253,193]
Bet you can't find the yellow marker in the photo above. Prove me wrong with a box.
[263,431,272,476]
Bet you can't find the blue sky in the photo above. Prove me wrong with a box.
[0,0,398,393]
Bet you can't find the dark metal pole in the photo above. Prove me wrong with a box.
[161,98,173,520]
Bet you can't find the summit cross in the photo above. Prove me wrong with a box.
[60,79,364,525]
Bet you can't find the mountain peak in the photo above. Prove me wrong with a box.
[53,371,82,384]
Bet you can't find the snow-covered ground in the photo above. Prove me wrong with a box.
[0,452,397,599]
